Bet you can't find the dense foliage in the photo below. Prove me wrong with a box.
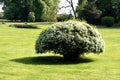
[0,0,59,22]
[77,1,102,24]
[77,0,87,18]
[96,0,115,17]
[35,21,105,60]
[101,16,114,27]
[77,0,120,24]
[112,0,120,22]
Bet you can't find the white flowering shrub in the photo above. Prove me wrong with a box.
[35,21,105,60]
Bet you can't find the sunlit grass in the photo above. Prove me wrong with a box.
[0,23,119,80]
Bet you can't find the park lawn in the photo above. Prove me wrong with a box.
[0,22,120,80]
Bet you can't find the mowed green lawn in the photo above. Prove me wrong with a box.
[0,22,119,80]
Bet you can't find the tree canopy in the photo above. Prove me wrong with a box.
[0,0,119,23]
[0,0,59,21]
[77,0,120,24]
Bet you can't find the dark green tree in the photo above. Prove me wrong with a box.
[96,0,116,17]
[76,0,87,19]
[112,0,120,22]
[77,0,102,24]
[33,0,43,21]
[0,0,32,21]
[4,3,19,21]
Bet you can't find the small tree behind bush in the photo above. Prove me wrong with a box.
[35,21,105,60]
[101,16,114,27]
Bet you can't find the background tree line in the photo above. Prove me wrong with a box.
[0,0,59,22]
[0,0,120,24]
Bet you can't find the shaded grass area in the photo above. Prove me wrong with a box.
[11,56,94,65]
[0,22,120,80]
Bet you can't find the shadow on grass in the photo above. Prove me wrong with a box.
[14,26,40,29]
[10,56,94,65]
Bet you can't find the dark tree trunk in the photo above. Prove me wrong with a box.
[64,0,77,19]
[70,0,77,19]
[63,53,80,60]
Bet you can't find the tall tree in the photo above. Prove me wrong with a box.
[41,0,59,21]
[4,2,19,21]
[77,0,102,24]
[0,0,33,21]
[96,0,116,17]
[76,0,87,19]
[112,0,120,22]
[33,0,44,21]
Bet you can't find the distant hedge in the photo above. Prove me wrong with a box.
[13,24,37,28]
[101,16,114,27]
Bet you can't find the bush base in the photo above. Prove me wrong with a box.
[63,53,80,61]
